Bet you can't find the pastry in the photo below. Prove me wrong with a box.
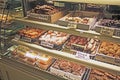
[99,41,120,58]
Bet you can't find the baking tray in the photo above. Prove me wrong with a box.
[36,58,56,70]
[49,59,87,80]
[39,31,70,50]
[18,30,46,43]
[94,19,120,37]
[94,41,120,66]
[56,11,99,30]
[86,69,117,80]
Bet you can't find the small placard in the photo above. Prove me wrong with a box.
[54,2,65,7]
[41,41,54,48]
[100,27,115,36]
[15,34,21,40]
[114,58,120,65]
[21,36,32,42]
[68,23,77,29]
[38,14,49,20]
[114,29,120,37]
[28,13,49,20]
[76,51,90,60]
[95,54,116,65]
[71,44,84,52]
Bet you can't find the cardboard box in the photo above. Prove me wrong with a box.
[27,10,67,23]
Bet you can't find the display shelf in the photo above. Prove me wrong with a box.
[53,0,120,5]
[14,18,120,44]
[0,55,66,80]
[12,39,120,75]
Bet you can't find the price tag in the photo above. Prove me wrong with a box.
[115,58,120,64]
[68,23,77,29]
[15,34,21,40]
[71,44,84,52]
[21,36,32,42]
[114,29,120,37]
[54,2,65,7]
[41,41,54,48]
[100,27,115,36]
[76,51,90,60]
[38,14,49,20]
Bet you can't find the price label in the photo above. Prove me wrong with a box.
[15,34,21,40]
[41,41,54,48]
[115,58,120,64]
[114,29,120,37]
[21,36,32,42]
[68,23,77,29]
[54,2,65,7]
[71,44,84,52]
[38,14,49,20]
[100,27,115,36]
[76,51,90,60]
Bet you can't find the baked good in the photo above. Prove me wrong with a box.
[84,38,99,54]
[39,30,69,45]
[97,18,120,28]
[89,69,116,80]
[99,41,120,58]
[52,59,85,76]
[65,16,94,25]
[25,51,37,63]
[19,27,44,39]
[66,35,88,48]
[0,14,12,23]
[36,54,52,65]
[31,4,62,15]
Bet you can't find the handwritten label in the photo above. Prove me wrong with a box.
[21,36,32,42]
[41,41,54,48]
[100,27,115,36]
[68,23,77,29]
[76,51,90,60]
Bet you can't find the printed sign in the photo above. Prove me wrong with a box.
[76,51,90,60]
[41,41,54,48]
[68,23,77,29]
[100,27,115,36]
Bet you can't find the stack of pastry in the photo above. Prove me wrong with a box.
[66,35,88,48]
[89,69,116,80]
[31,5,62,15]
[0,14,12,23]
[65,16,94,25]
[19,28,45,39]
[39,30,70,45]
[99,41,120,58]
[52,59,85,76]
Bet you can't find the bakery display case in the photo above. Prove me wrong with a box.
[0,0,24,53]
[0,0,120,80]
